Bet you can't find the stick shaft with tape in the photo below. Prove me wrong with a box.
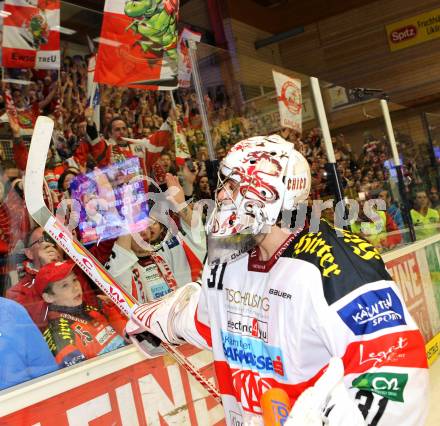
[25,116,222,403]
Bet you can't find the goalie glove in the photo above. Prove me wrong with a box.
[285,358,366,426]
[125,282,201,359]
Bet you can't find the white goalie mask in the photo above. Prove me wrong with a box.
[206,135,311,239]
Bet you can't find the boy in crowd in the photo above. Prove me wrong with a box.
[6,227,99,329]
[34,261,126,367]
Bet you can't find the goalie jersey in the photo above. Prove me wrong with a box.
[174,220,428,426]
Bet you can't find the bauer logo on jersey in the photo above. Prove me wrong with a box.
[338,287,406,335]
[227,311,268,342]
[221,331,286,378]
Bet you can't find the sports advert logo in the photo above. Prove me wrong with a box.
[221,332,286,378]
[359,335,408,368]
[343,330,427,374]
[292,231,341,277]
[227,311,268,342]
[390,26,417,43]
[351,372,408,402]
[338,287,406,335]
[224,288,270,312]
[230,368,274,414]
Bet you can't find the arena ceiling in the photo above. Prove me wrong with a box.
[62,0,383,38]
[227,0,382,33]
[57,1,391,65]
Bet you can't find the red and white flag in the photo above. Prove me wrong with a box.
[122,125,171,173]
[87,55,100,131]
[2,83,19,129]
[2,82,39,134]
[273,70,302,132]
[177,28,201,88]
[95,0,179,90]
[1,0,60,69]
[173,122,190,166]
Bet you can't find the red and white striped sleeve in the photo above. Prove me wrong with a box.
[174,267,212,351]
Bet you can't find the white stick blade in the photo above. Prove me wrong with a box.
[24,116,54,217]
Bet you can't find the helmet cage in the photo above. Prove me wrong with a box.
[208,165,268,236]
[207,135,311,238]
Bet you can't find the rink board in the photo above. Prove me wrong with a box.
[0,344,225,425]
[2,235,440,424]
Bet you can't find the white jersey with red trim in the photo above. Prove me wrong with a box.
[154,217,206,286]
[105,243,171,303]
[105,218,206,302]
[173,220,429,426]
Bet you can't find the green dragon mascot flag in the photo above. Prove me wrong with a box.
[95,0,179,90]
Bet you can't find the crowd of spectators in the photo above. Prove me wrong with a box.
[0,55,436,207]
[0,51,439,390]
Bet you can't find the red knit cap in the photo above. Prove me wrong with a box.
[34,260,76,296]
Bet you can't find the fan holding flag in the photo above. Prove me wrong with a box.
[84,114,172,176]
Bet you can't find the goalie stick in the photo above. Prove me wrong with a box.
[24,116,222,404]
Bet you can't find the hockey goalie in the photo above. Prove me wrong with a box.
[125,134,428,425]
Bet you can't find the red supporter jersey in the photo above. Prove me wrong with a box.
[90,130,171,174]
[43,304,126,367]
